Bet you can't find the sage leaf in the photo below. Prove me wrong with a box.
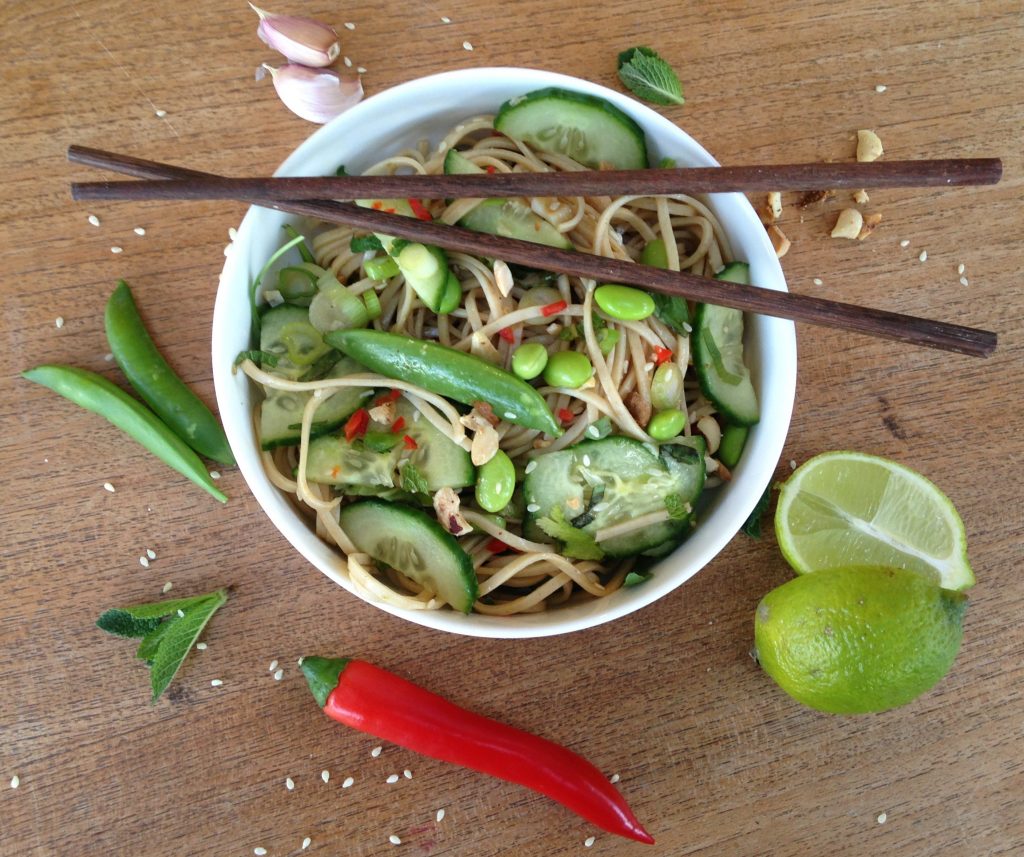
[149,590,228,702]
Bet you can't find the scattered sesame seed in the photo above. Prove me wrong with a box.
[584,836,596,847]
[210,470,221,480]
[111,246,123,254]
[10,775,20,789]
[155,109,167,118]
[343,56,352,67]
[356,67,367,74]
[104,353,114,362]
[55,316,65,328]
[503,411,516,420]
[269,660,279,672]
[177,609,185,618]
[88,214,101,227]
[254,849,267,856]
[147,549,157,560]
[875,84,887,93]
[441,16,451,23]
[344,21,355,29]
[274,668,284,681]
[228,227,239,241]
[877,812,887,824]
[133,227,146,236]
[643,362,654,373]
[386,774,400,784]
[957,263,966,275]
[139,556,150,568]
[389,835,402,845]
[900,239,910,248]
[582,454,591,467]
[302,838,311,850]
[164,582,174,594]
[609,773,620,784]
[524,460,538,474]
[403,769,413,779]
[103,482,116,492]
[526,503,541,513]
[297,656,304,666]
[462,41,474,51]
[342,776,354,788]
[211,679,223,687]
[681,322,692,333]
[960,276,969,287]
[919,250,928,262]
[812,277,823,286]
[789,459,797,470]
[321,770,330,783]
[371,746,383,757]
[436,808,446,822]
[196,642,207,651]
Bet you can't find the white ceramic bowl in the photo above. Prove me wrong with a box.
[213,67,797,639]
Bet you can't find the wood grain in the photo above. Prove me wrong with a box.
[1,1,1022,856]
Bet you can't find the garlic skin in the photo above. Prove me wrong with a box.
[250,3,341,67]
[259,64,363,124]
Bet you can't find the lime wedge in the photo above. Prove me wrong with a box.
[775,451,974,590]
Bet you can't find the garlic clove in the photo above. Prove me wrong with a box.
[250,3,340,67]
[260,63,363,124]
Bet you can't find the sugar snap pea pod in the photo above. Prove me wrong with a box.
[105,281,235,465]
[325,329,562,436]
[21,365,227,503]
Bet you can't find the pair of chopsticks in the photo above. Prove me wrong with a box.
[68,146,1000,357]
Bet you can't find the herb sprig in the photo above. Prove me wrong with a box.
[617,47,685,106]
[97,589,228,702]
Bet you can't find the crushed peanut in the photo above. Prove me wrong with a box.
[853,189,870,204]
[856,129,884,163]
[797,189,834,209]
[492,260,514,298]
[831,208,864,239]
[433,487,472,536]
[857,212,883,240]
[696,416,722,455]
[368,400,396,424]
[460,410,500,465]
[767,224,791,258]
[761,191,783,224]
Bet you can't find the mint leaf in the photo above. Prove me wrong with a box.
[135,620,172,663]
[624,570,652,587]
[335,164,348,176]
[652,293,690,335]
[617,47,685,106]
[400,461,430,496]
[149,590,228,702]
[115,593,223,620]
[350,234,382,253]
[664,493,689,520]
[97,609,161,638]
[742,486,772,539]
[234,349,279,369]
[536,507,605,561]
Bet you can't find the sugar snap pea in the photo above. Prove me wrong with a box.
[105,281,234,465]
[22,365,227,503]
[325,329,562,436]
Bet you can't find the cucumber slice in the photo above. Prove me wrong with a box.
[395,242,450,311]
[260,305,333,380]
[259,357,368,450]
[523,436,703,557]
[397,399,474,490]
[443,149,481,176]
[494,87,649,170]
[306,434,401,488]
[693,262,759,426]
[338,499,478,613]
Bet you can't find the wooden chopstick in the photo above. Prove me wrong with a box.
[66,145,997,358]
[70,158,1002,202]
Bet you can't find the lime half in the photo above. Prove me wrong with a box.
[775,451,974,590]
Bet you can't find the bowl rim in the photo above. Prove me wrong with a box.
[212,66,797,639]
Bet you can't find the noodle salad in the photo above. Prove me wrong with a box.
[237,87,759,617]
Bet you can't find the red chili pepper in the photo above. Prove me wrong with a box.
[373,389,402,406]
[407,198,433,221]
[498,326,516,344]
[653,346,673,365]
[402,434,418,450]
[542,299,568,317]
[371,201,383,210]
[485,165,497,174]
[301,657,654,844]
[343,408,369,442]
[486,537,510,553]
[558,407,575,426]
[391,416,406,434]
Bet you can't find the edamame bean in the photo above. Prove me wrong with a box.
[640,238,670,269]
[650,362,684,411]
[594,284,656,321]
[647,408,686,440]
[511,343,549,380]
[475,450,516,513]
[543,351,593,389]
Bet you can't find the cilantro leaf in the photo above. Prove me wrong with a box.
[742,486,772,539]
[535,507,605,561]
[350,234,383,253]
[652,293,691,335]
[400,461,430,496]
[617,47,685,106]
[96,610,161,638]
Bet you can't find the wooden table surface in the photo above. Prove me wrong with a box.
[2,1,1022,854]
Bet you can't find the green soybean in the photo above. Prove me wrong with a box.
[475,450,516,513]
[543,351,593,389]
[650,362,684,411]
[640,238,670,269]
[648,408,687,440]
[511,343,549,380]
[594,284,656,321]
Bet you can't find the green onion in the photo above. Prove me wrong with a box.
[282,224,315,263]
[364,255,400,281]
[308,272,369,333]
[362,290,382,320]
[250,234,306,342]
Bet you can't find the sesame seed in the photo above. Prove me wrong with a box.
[503,411,516,420]
[274,668,284,681]
[321,769,330,783]
[525,460,538,474]
[356,67,367,74]
[877,812,887,824]
[286,777,295,790]
[371,746,383,757]
[155,109,167,118]
[389,835,402,845]
[957,263,966,275]
[228,227,238,241]
[344,21,355,29]
[254,849,267,856]
[342,776,354,788]
[196,642,207,650]
[297,656,304,666]
[111,246,123,254]
[269,660,279,672]
[812,277,823,286]
[900,239,910,248]
[462,40,474,51]
[960,276,969,287]
[436,808,446,822]
[55,316,65,328]
[789,459,797,470]
[875,84,887,93]
[177,609,185,618]
[582,454,591,467]
[164,582,174,594]
[919,250,928,262]
[104,352,114,361]
[133,227,146,236]
[147,549,157,560]
[343,56,352,67]
[609,773,620,783]
[139,556,150,568]
[302,838,311,850]
[403,769,413,779]
[386,774,400,784]
[681,322,692,333]
[211,679,223,686]
[526,503,541,513]
[10,775,20,789]
[585,836,596,847]
[441,16,451,23]
[643,362,654,372]
[88,214,101,227]
[210,470,221,480]
[103,482,115,493]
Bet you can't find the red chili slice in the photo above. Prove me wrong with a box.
[403,435,418,450]
[391,416,406,434]
[344,408,370,442]
[498,327,516,344]
[485,165,497,174]
[653,346,673,365]
[558,408,575,425]
[407,198,433,221]
[542,300,568,317]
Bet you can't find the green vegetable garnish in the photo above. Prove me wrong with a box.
[234,349,280,369]
[535,507,605,561]
[282,224,315,264]
[624,570,653,587]
[664,492,690,520]
[97,589,228,701]
[400,461,430,496]
[617,47,685,107]
[742,485,772,539]
[350,234,383,253]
